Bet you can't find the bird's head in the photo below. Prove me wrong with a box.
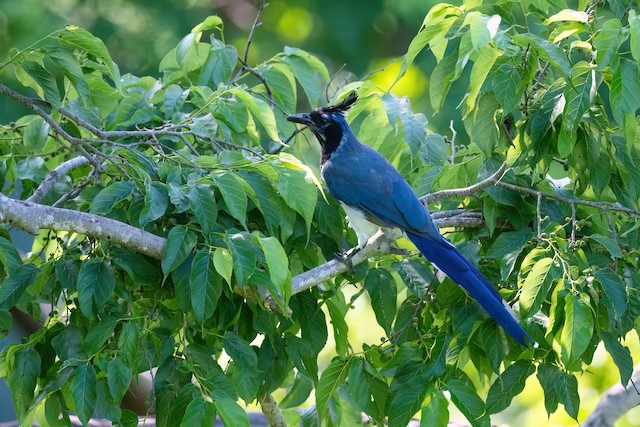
[287,92,358,154]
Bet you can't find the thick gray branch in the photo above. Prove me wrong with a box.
[0,194,165,259]
[583,364,640,427]
[258,393,286,427]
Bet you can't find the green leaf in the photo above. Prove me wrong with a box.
[519,257,555,318]
[546,9,589,22]
[0,264,39,310]
[47,46,90,103]
[630,10,640,61]
[117,322,140,363]
[107,356,133,403]
[601,331,633,386]
[77,259,116,317]
[388,362,428,427]
[316,357,349,422]
[257,63,297,112]
[224,232,256,285]
[213,247,233,287]
[0,311,11,340]
[163,84,189,118]
[256,236,290,300]
[232,88,279,141]
[560,293,594,366]
[446,378,490,427]
[420,390,449,427]
[559,62,593,156]
[559,371,580,420]
[6,347,40,417]
[198,38,237,87]
[214,398,249,427]
[23,116,50,152]
[513,33,571,77]
[326,293,349,357]
[364,268,397,335]
[589,234,622,258]
[58,26,114,78]
[282,47,329,107]
[593,19,624,69]
[276,165,317,235]
[223,331,258,367]
[398,5,460,82]
[486,361,535,413]
[214,171,248,227]
[20,62,61,109]
[189,248,222,323]
[610,59,640,123]
[0,236,23,274]
[83,317,116,355]
[139,182,168,227]
[167,384,198,426]
[421,391,449,427]
[492,62,523,114]
[192,15,224,33]
[430,53,457,113]
[112,248,158,286]
[280,373,314,409]
[90,181,135,215]
[392,259,435,299]
[188,184,217,237]
[466,46,502,113]
[488,229,533,259]
[464,93,499,157]
[161,226,198,277]
[71,364,97,426]
[227,362,260,402]
[595,268,628,318]
[180,396,217,427]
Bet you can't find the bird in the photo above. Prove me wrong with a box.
[287,91,532,347]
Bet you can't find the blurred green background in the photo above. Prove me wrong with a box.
[0,0,638,426]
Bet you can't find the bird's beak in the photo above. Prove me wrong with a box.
[286,113,314,126]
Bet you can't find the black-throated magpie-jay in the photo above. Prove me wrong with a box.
[287,92,531,347]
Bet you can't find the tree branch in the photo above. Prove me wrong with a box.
[258,393,286,427]
[26,156,90,204]
[421,162,507,204]
[583,364,640,427]
[263,212,485,310]
[0,193,165,259]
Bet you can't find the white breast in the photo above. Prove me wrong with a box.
[341,203,382,248]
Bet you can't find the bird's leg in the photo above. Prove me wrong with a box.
[334,245,361,272]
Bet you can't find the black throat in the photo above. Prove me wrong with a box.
[317,121,343,164]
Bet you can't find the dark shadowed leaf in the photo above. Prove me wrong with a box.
[161,226,197,276]
[71,364,97,426]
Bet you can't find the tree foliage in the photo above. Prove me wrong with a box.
[0,0,639,426]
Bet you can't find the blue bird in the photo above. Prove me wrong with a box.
[287,92,531,347]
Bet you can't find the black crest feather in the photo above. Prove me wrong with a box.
[319,91,358,115]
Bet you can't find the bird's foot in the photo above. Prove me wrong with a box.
[334,246,361,272]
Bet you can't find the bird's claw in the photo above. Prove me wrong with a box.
[334,246,361,272]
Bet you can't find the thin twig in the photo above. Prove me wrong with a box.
[536,192,543,239]
[27,156,91,204]
[570,201,577,243]
[449,120,457,164]
[421,162,507,204]
[495,181,640,217]
[244,0,268,65]
[325,63,347,103]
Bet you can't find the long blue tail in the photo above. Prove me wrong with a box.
[406,231,532,347]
